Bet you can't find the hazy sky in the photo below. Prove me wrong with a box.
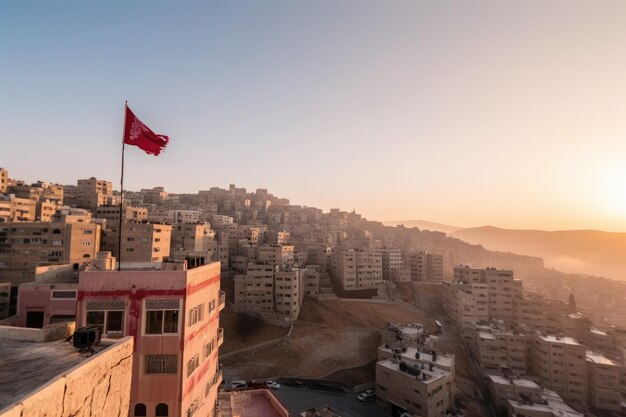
[1,1,626,231]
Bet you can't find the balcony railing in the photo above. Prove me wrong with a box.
[218,290,226,310]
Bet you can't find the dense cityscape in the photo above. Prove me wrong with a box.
[0,168,625,417]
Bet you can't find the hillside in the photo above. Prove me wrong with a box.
[452,226,626,281]
[382,219,462,234]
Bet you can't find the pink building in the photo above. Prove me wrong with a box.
[76,261,225,417]
[17,282,78,328]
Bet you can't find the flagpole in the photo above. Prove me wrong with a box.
[118,100,127,272]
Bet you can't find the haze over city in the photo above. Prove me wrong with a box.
[2,0,626,231]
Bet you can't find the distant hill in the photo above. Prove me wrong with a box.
[383,219,462,235]
[452,226,626,281]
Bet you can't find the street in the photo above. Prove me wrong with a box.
[274,385,388,417]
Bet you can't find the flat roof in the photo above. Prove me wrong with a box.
[379,345,455,369]
[377,359,451,383]
[0,337,115,409]
[487,374,540,389]
[590,327,608,336]
[585,350,618,366]
[507,391,583,417]
[477,332,496,340]
[219,389,287,417]
[537,334,581,346]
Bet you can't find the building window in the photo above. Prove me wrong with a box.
[188,304,203,327]
[86,310,124,334]
[155,403,168,416]
[187,354,200,377]
[86,300,125,334]
[51,290,77,300]
[145,299,180,334]
[134,404,146,416]
[144,354,178,374]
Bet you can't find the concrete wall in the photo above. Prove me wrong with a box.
[0,336,133,417]
[0,321,75,342]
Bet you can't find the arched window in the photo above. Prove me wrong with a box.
[156,403,168,416]
[83,253,91,258]
[133,404,146,417]
[52,229,62,234]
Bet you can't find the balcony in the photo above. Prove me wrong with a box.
[218,327,224,346]
[218,290,226,311]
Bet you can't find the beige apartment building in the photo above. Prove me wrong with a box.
[234,263,276,315]
[274,270,301,322]
[376,355,454,417]
[514,295,548,332]
[454,266,520,325]
[408,251,444,282]
[473,326,528,374]
[487,374,541,412]
[0,194,36,222]
[330,248,383,291]
[0,219,101,285]
[585,351,623,411]
[301,266,320,298]
[442,281,489,329]
[170,223,215,261]
[95,205,148,224]
[0,167,7,193]
[76,177,113,209]
[117,223,172,263]
[233,264,304,323]
[506,389,584,417]
[377,248,402,280]
[257,244,294,269]
[530,334,588,406]
[141,186,169,204]
[8,180,64,204]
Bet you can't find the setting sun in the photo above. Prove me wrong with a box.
[602,169,626,216]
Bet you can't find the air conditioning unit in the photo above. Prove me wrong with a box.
[73,325,102,350]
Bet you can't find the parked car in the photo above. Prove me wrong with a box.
[230,380,247,389]
[357,390,376,401]
[265,380,280,390]
[283,379,304,387]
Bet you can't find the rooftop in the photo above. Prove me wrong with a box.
[0,336,115,410]
[590,327,608,336]
[379,344,455,370]
[487,374,540,389]
[219,389,289,417]
[537,334,581,346]
[507,389,583,417]
[378,358,451,383]
[585,350,618,366]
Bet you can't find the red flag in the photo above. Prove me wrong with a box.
[123,105,169,156]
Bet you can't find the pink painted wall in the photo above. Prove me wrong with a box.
[76,262,221,417]
[17,283,78,328]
